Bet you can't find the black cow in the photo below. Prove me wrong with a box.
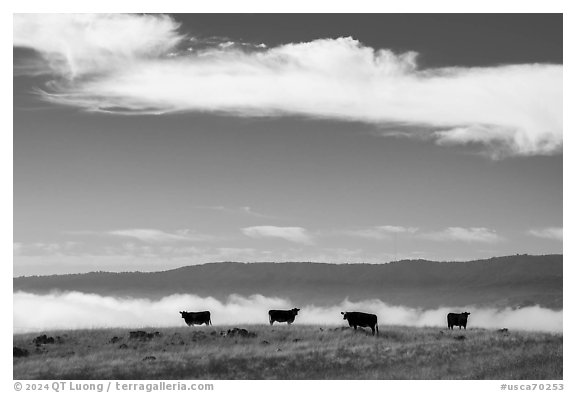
[447,312,470,330]
[268,308,300,325]
[180,311,212,326]
[341,311,379,336]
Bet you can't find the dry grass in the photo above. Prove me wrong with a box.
[13,325,562,380]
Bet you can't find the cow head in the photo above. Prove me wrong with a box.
[291,308,300,315]
[341,312,348,320]
[179,311,188,317]
[462,312,471,317]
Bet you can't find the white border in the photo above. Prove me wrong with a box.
[3,2,571,391]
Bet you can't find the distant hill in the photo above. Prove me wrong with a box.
[13,255,562,310]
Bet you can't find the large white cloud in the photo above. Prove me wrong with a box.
[14,14,562,156]
[13,14,183,78]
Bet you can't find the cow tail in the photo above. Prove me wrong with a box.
[376,323,379,336]
[209,317,212,326]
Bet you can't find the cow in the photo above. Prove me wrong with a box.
[341,311,379,336]
[447,312,470,330]
[180,311,212,326]
[268,308,300,325]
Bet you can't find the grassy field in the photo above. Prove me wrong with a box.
[13,325,562,380]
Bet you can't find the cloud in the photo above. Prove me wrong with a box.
[342,225,418,239]
[13,241,80,256]
[422,227,502,243]
[528,227,563,241]
[194,205,278,219]
[13,292,562,333]
[13,14,183,78]
[108,229,211,243]
[215,247,259,259]
[13,14,562,157]
[242,226,313,244]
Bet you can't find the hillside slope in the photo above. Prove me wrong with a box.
[13,254,562,309]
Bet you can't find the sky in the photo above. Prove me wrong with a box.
[13,14,563,276]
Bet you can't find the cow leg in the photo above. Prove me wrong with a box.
[269,320,274,326]
[353,325,357,330]
[371,326,375,336]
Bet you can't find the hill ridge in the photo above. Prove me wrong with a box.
[13,254,562,310]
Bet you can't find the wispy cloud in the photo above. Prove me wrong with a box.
[422,227,502,243]
[194,205,278,219]
[108,229,211,243]
[528,227,563,241]
[13,243,23,255]
[242,226,314,245]
[13,241,80,256]
[341,225,418,240]
[13,14,562,157]
[215,247,260,259]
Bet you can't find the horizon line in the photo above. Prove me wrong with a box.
[13,253,562,279]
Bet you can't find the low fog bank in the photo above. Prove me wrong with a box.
[13,291,562,333]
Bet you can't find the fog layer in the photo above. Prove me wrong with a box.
[13,292,562,333]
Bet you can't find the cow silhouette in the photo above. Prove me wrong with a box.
[447,312,470,330]
[268,308,300,325]
[341,311,379,335]
[180,311,212,326]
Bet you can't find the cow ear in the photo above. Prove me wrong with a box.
[341,312,344,315]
